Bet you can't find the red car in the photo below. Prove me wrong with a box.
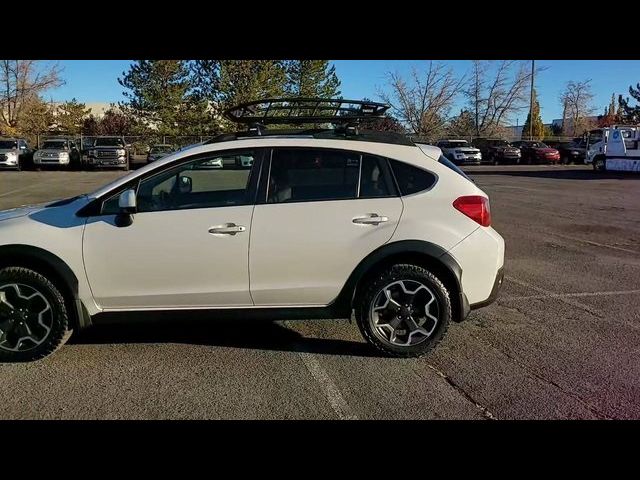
[511,141,560,164]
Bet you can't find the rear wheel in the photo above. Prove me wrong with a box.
[356,264,451,358]
[0,267,72,362]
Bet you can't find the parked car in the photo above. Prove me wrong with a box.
[0,98,504,362]
[33,138,81,169]
[511,141,561,164]
[86,137,130,170]
[472,138,521,164]
[545,139,586,165]
[435,139,481,165]
[147,144,175,163]
[0,138,32,171]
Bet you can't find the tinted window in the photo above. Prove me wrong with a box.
[388,159,437,195]
[268,149,360,203]
[136,152,256,212]
[359,155,396,198]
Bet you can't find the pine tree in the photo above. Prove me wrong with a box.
[447,110,476,137]
[608,93,616,116]
[56,98,90,134]
[284,61,341,98]
[119,60,212,135]
[521,90,545,140]
[618,83,640,123]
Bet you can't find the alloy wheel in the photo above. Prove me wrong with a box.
[0,284,53,352]
[369,279,439,347]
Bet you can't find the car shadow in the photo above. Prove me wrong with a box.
[465,168,640,181]
[70,318,379,358]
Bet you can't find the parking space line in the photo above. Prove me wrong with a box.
[283,321,357,420]
[504,289,640,301]
[0,184,42,198]
[549,232,640,255]
[504,275,604,317]
[297,352,358,420]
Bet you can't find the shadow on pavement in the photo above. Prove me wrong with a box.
[466,168,640,181]
[71,318,378,358]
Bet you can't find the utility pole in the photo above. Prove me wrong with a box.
[529,60,535,141]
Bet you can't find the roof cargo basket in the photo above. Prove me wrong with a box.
[223,98,390,129]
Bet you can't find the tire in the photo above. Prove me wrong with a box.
[355,264,452,358]
[593,156,606,172]
[0,267,72,362]
[561,155,569,165]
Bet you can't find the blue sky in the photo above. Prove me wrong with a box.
[44,60,640,125]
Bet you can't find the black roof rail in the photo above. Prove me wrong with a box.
[223,97,390,126]
[204,128,415,147]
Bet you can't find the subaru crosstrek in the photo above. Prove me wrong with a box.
[0,99,504,362]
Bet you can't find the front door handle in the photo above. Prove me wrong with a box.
[352,213,389,226]
[208,223,246,235]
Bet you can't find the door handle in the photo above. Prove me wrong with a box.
[352,213,389,226]
[208,223,246,235]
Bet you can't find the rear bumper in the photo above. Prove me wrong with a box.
[470,266,504,309]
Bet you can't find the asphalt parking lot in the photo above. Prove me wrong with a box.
[0,164,639,419]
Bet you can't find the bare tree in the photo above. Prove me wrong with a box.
[0,60,63,134]
[378,62,465,140]
[466,60,539,137]
[560,80,596,136]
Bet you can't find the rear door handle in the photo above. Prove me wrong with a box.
[208,223,246,235]
[352,214,389,226]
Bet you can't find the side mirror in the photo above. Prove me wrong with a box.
[178,175,192,194]
[115,189,136,227]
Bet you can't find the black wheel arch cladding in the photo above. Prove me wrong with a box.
[0,244,90,329]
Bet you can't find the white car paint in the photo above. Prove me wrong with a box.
[0,137,504,320]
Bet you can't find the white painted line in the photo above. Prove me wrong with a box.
[504,289,640,301]
[549,232,640,255]
[297,352,358,420]
[504,275,603,317]
[283,321,357,420]
[0,184,41,198]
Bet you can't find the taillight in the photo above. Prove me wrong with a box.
[453,195,491,227]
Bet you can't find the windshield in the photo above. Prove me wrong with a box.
[491,140,510,146]
[0,140,17,149]
[94,137,125,147]
[150,146,173,153]
[531,142,548,148]
[42,141,67,150]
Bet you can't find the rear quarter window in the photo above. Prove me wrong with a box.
[388,159,437,195]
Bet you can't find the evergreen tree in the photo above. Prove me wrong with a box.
[521,89,545,140]
[447,109,477,137]
[284,60,341,98]
[56,98,90,134]
[608,93,616,116]
[618,83,640,122]
[119,60,212,135]
[218,60,287,107]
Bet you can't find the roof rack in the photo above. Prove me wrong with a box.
[223,98,390,127]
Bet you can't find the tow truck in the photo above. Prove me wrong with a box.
[586,125,640,172]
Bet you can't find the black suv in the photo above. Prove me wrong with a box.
[472,138,522,164]
[546,139,586,165]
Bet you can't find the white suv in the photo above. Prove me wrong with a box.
[0,100,504,362]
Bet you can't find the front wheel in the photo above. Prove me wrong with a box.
[356,264,451,358]
[593,156,606,172]
[0,267,72,362]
